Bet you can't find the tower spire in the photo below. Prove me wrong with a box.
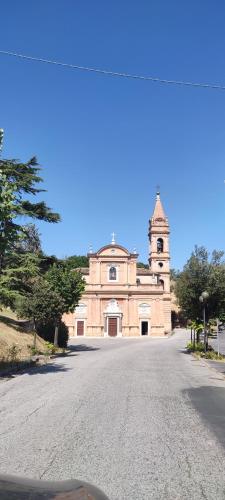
[152,190,166,221]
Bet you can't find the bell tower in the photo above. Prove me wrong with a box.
[148,191,170,293]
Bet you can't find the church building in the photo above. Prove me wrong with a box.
[63,192,171,337]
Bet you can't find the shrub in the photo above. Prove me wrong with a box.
[27,345,41,356]
[44,342,57,355]
[186,341,205,352]
[200,351,225,360]
[7,344,21,363]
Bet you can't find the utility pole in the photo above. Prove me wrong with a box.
[199,291,209,352]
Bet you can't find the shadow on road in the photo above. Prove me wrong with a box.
[184,386,225,449]
[68,344,100,352]
[0,362,71,380]
[178,348,190,354]
[27,362,71,375]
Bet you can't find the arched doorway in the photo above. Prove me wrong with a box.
[108,317,118,337]
[104,299,123,337]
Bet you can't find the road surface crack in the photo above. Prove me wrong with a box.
[25,403,45,421]
[39,446,58,479]
[0,403,46,440]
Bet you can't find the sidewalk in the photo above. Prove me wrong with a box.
[203,358,225,376]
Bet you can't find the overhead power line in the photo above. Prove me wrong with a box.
[0,49,225,91]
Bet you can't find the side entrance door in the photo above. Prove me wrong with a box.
[108,317,117,337]
[141,321,148,336]
[77,320,84,336]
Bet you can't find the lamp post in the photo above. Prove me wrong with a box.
[0,128,4,152]
[199,291,209,352]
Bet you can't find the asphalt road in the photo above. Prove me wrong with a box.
[1,330,225,500]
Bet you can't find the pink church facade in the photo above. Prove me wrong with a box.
[63,193,171,337]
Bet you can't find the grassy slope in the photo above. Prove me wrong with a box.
[0,309,46,360]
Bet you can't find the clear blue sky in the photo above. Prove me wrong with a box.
[1,1,225,270]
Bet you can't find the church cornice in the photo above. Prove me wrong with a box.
[84,289,164,297]
[88,243,138,259]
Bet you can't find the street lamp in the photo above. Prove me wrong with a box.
[0,128,4,152]
[199,291,209,352]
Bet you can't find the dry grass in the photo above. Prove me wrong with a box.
[0,308,46,360]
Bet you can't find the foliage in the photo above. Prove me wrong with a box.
[186,341,205,352]
[13,223,42,254]
[46,264,85,314]
[7,343,21,363]
[37,321,68,348]
[137,262,149,269]
[17,264,84,347]
[0,156,60,273]
[218,313,225,324]
[45,264,85,346]
[0,170,18,270]
[170,268,180,281]
[17,277,64,326]
[0,252,41,309]
[63,255,89,269]
[175,246,225,322]
[44,341,58,355]
[200,350,225,360]
[28,345,41,356]
[171,310,187,328]
[186,341,225,360]
[39,254,62,274]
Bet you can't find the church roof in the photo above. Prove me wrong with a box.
[88,244,138,258]
[136,268,152,275]
[152,192,166,220]
[96,244,130,256]
[75,267,89,275]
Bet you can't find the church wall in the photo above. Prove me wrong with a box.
[64,291,169,338]
[137,275,152,284]
[128,260,137,285]
[163,299,172,333]
[150,299,165,336]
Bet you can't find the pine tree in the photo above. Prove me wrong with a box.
[0,156,60,273]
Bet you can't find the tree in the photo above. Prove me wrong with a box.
[0,170,18,272]
[137,262,149,269]
[39,254,62,274]
[18,277,64,349]
[170,268,180,281]
[0,252,41,308]
[14,223,42,254]
[0,156,60,273]
[207,264,225,320]
[36,321,68,348]
[175,246,225,322]
[63,255,89,269]
[46,264,85,346]
[175,246,210,321]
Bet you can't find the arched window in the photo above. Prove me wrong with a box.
[158,262,163,268]
[157,238,164,253]
[109,266,117,281]
[159,279,164,290]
